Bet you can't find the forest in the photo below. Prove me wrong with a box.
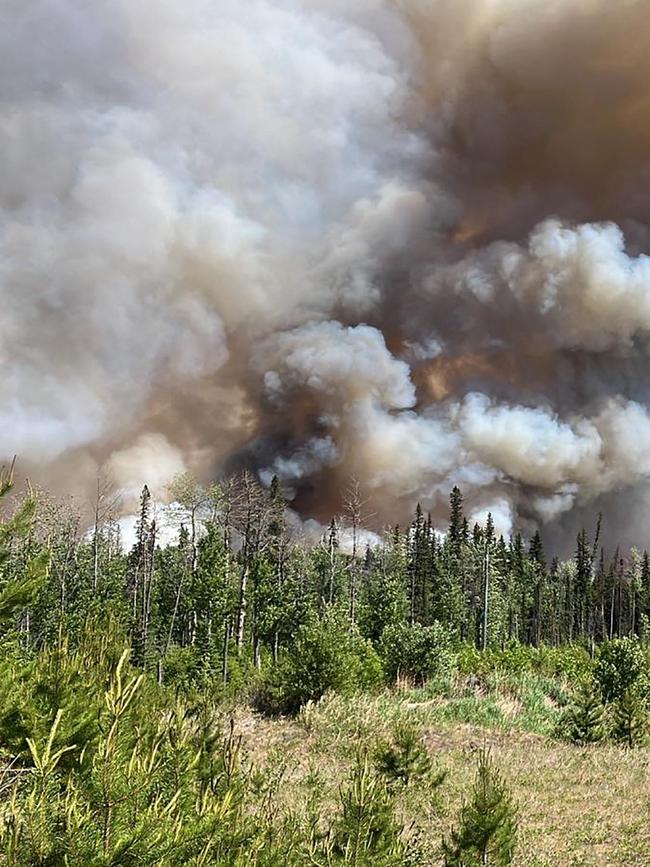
[0,466,649,864]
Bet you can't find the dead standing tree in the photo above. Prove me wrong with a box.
[214,475,242,683]
[343,477,374,626]
[267,475,290,663]
[231,471,271,657]
[35,491,83,628]
[90,471,122,593]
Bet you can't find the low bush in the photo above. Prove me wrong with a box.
[380,621,456,686]
[257,608,384,715]
[556,679,607,744]
[457,642,593,682]
[594,637,649,703]
[373,720,445,792]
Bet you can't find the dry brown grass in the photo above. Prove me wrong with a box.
[231,694,650,866]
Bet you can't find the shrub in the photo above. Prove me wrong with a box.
[332,751,406,865]
[611,687,648,748]
[535,644,593,681]
[161,644,202,688]
[0,640,108,770]
[373,721,445,791]
[258,609,384,715]
[594,638,648,704]
[380,622,456,686]
[457,642,593,682]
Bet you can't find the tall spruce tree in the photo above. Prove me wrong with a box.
[448,487,465,556]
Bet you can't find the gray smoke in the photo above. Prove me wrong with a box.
[3,0,650,549]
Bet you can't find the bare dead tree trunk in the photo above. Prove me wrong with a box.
[142,520,157,666]
[236,561,249,649]
[328,519,337,605]
[232,471,269,651]
[482,543,490,651]
[343,478,373,626]
[222,617,230,684]
[90,472,120,593]
[93,487,101,593]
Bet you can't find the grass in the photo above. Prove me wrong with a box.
[231,673,650,866]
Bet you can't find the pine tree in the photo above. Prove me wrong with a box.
[558,679,606,744]
[612,687,648,748]
[373,721,444,791]
[408,504,429,625]
[640,551,650,640]
[0,465,49,627]
[574,528,592,639]
[358,554,407,644]
[528,531,546,571]
[327,517,339,605]
[128,486,156,666]
[443,487,468,638]
[442,748,518,867]
[333,751,405,864]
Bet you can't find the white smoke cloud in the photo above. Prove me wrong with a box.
[457,393,603,489]
[106,434,187,506]
[443,220,650,351]
[260,322,416,410]
[0,0,422,467]
[470,499,514,540]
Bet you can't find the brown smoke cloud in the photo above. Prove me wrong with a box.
[3,0,650,548]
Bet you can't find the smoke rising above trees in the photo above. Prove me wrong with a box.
[3,0,650,545]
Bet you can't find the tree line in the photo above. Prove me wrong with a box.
[6,469,650,690]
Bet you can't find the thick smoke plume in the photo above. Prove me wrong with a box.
[3,0,650,548]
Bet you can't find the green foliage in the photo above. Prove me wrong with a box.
[556,679,607,744]
[0,650,261,865]
[556,639,650,748]
[331,751,406,865]
[611,686,648,748]
[0,631,429,866]
[7,472,650,863]
[0,472,48,628]
[457,642,593,682]
[442,748,518,867]
[373,720,444,791]
[0,630,122,770]
[380,621,456,686]
[358,563,408,644]
[594,638,648,704]
[160,643,203,688]
[259,609,384,715]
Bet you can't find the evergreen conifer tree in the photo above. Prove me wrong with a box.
[558,679,607,744]
[448,487,465,556]
[442,748,518,867]
[333,751,405,864]
[612,687,648,748]
[0,465,49,626]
